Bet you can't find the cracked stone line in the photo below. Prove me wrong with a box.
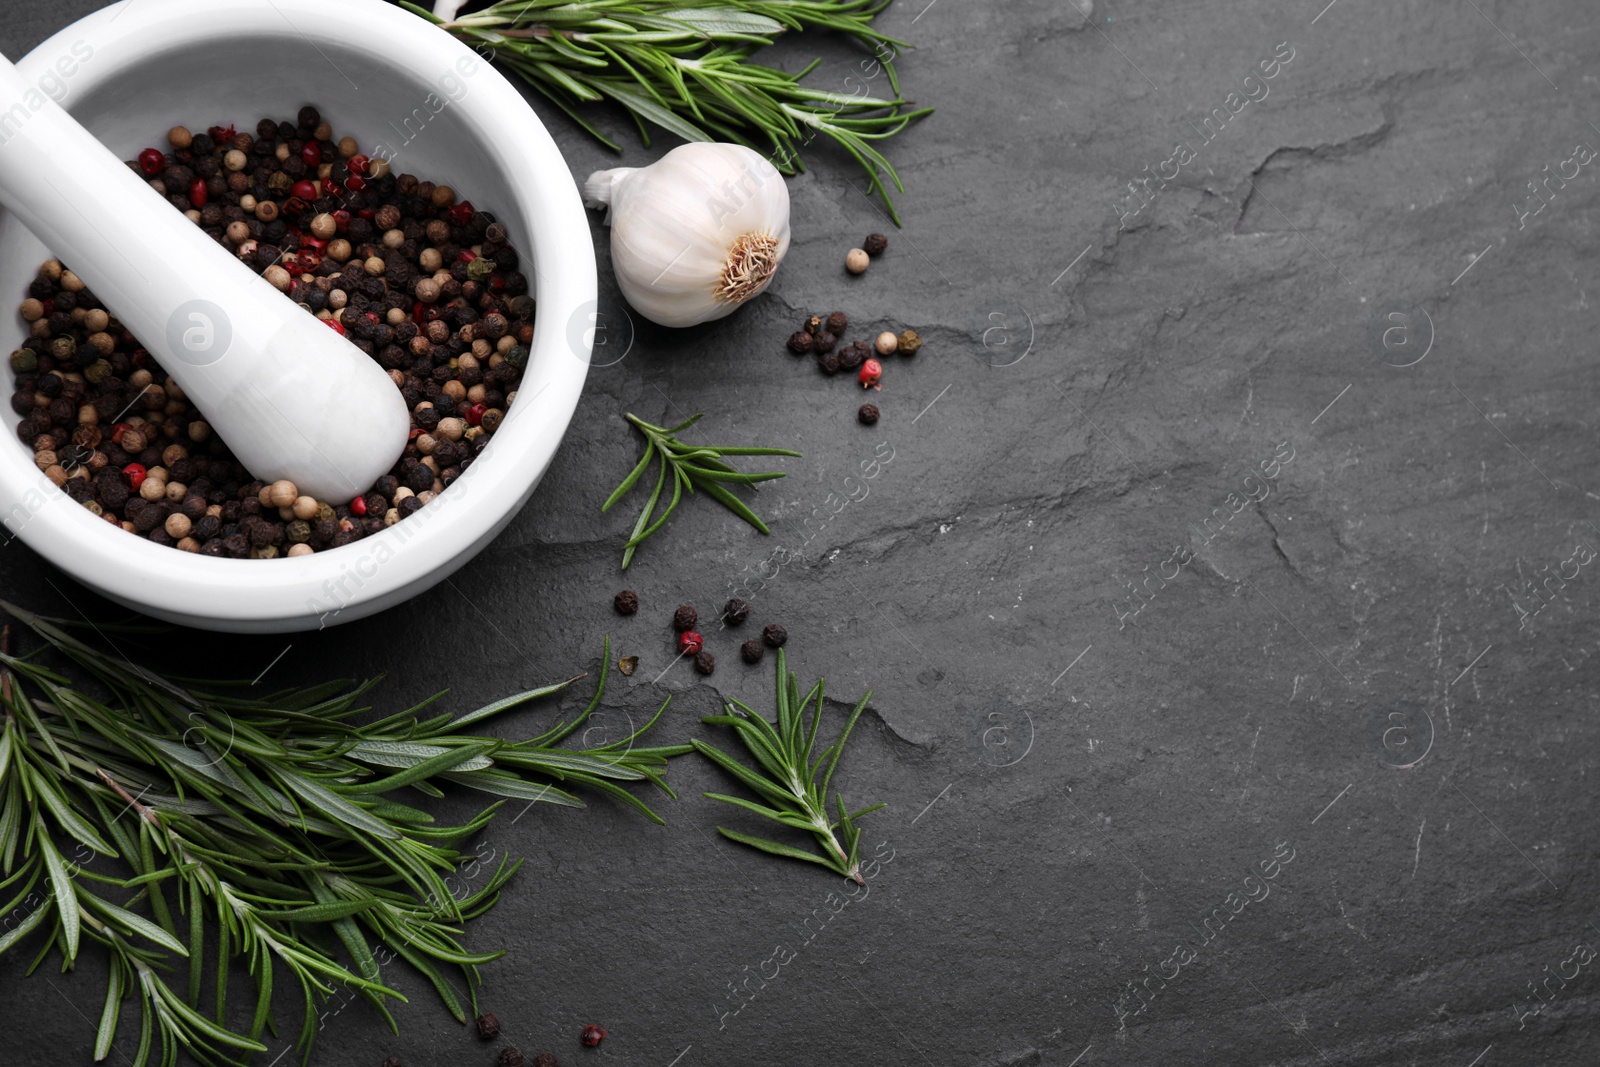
[1242,179,1354,286]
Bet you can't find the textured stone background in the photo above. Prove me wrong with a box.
[5,0,1600,1065]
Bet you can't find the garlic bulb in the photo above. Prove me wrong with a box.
[584,143,791,328]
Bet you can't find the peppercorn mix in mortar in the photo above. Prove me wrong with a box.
[8,106,533,557]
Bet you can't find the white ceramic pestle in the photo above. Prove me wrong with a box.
[0,55,410,502]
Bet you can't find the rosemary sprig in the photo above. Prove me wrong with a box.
[602,412,800,569]
[401,0,934,224]
[691,649,884,883]
[0,603,689,1067]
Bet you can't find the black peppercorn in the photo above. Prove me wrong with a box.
[762,623,788,648]
[498,1048,525,1067]
[694,650,716,675]
[787,331,813,355]
[839,344,864,371]
[818,353,841,375]
[404,464,434,492]
[382,1057,402,1067]
[858,403,879,425]
[723,597,750,625]
[533,1054,559,1067]
[813,331,837,354]
[614,590,639,615]
[477,1013,502,1040]
[673,604,697,631]
[805,314,824,335]
[863,232,888,256]
[826,311,848,334]
[740,639,764,664]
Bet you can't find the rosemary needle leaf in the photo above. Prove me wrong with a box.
[607,413,799,568]
[695,650,882,883]
[0,613,688,1065]
[402,0,931,222]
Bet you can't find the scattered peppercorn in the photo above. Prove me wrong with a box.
[813,331,837,354]
[839,343,865,371]
[805,314,824,335]
[762,623,788,648]
[826,311,848,334]
[694,650,716,675]
[787,331,814,355]
[672,604,698,631]
[382,1058,402,1067]
[614,590,639,615]
[845,248,870,274]
[499,1048,526,1067]
[740,638,765,664]
[533,1054,559,1067]
[897,329,922,356]
[678,630,704,655]
[579,1025,607,1048]
[723,597,750,625]
[858,403,880,425]
[863,232,888,256]
[875,331,899,356]
[818,352,841,375]
[859,358,883,389]
[477,1013,502,1040]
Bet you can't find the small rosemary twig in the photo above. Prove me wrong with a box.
[602,412,800,569]
[692,649,884,883]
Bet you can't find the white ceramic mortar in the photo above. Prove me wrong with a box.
[0,0,596,632]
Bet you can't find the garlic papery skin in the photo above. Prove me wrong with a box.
[584,143,791,328]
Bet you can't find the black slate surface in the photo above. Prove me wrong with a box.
[6,1,1600,1065]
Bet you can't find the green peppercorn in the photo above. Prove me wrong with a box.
[83,359,111,384]
[287,519,312,543]
[504,345,529,370]
[49,335,76,361]
[897,329,922,356]
[467,256,495,281]
[9,349,35,373]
